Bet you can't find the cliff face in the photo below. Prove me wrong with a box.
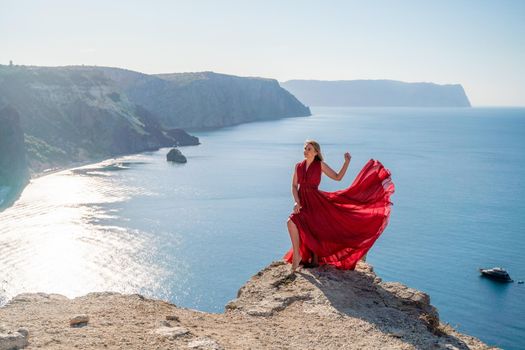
[100,68,312,128]
[0,106,29,208]
[0,65,194,175]
[0,65,309,177]
[0,261,493,349]
[281,79,471,107]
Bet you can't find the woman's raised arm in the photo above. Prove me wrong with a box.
[321,152,351,181]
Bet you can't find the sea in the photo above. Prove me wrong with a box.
[1,107,524,349]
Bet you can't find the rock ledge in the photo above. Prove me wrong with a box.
[0,261,496,349]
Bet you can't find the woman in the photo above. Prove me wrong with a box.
[285,140,394,273]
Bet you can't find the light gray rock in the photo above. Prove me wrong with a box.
[443,344,461,350]
[10,293,67,304]
[0,326,29,350]
[187,337,223,349]
[154,326,189,339]
[246,307,273,317]
[15,329,28,339]
[158,320,171,327]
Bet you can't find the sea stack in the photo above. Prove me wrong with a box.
[166,148,187,163]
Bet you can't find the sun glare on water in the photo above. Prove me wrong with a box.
[0,162,164,304]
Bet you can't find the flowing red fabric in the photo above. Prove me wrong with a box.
[284,158,395,270]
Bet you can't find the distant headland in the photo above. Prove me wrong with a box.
[281,79,471,107]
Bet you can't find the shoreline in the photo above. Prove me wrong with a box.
[0,146,178,213]
[30,148,170,181]
[1,157,124,212]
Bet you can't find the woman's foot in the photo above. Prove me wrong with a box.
[291,255,302,273]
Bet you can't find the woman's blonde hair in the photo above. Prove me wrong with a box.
[305,139,323,161]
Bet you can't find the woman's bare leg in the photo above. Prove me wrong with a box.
[287,218,302,272]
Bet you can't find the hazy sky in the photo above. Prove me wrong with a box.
[2,0,524,106]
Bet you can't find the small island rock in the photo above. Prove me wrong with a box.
[166,148,187,163]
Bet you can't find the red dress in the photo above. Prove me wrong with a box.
[284,158,394,270]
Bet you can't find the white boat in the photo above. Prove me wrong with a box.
[479,267,513,282]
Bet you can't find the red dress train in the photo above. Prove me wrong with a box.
[284,158,394,270]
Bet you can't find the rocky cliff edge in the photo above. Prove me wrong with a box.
[0,261,495,349]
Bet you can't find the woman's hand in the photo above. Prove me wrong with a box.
[293,202,302,214]
[344,152,351,163]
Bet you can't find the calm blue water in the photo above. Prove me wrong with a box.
[1,107,524,349]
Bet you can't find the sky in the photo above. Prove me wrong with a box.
[1,0,524,106]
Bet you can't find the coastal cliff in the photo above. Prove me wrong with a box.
[281,79,471,107]
[0,64,309,209]
[100,68,312,129]
[0,65,198,176]
[0,106,29,208]
[0,261,494,349]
